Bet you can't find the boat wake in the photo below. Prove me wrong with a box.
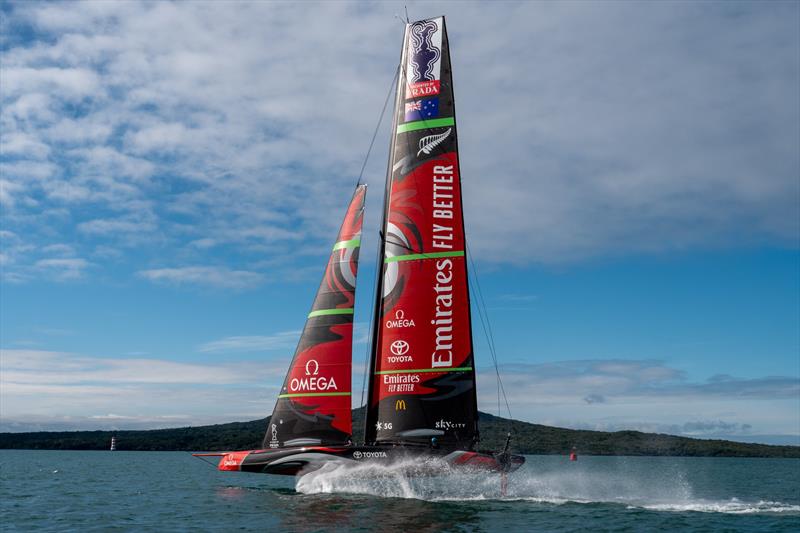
[633,499,800,514]
[294,459,800,514]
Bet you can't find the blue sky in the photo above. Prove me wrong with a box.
[1,1,798,444]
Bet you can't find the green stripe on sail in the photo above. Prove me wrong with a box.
[332,238,361,251]
[307,308,355,318]
[278,392,352,398]
[397,117,455,134]
[384,251,464,263]
[375,367,473,375]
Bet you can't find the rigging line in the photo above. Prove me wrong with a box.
[190,452,220,469]
[356,65,400,187]
[471,269,514,435]
[466,263,499,417]
[467,246,515,431]
[466,259,502,418]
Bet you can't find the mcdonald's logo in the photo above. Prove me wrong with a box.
[395,399,406,411]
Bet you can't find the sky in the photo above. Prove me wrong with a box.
[1,1,798,445]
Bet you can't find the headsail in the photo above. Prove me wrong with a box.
[264,184,366,449]
[366,17,478,448]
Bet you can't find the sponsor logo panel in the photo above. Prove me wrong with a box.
[352,450,387,459]
[404,97,439,122]
[435,419,467,430]
[405,19,443,99]
[218,451,249,471]
[417,128,452,156]
[288,357,338,393]
[390,340,409,356]
[282,335,352,434]
[385,309,416,329]
[389,157,465,251]
[375,258,472,398]
[268,423,279,448]
[377,154,470,384]
[391,129,457,181]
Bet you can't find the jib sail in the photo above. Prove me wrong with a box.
[264,184,366,449]
[365,17,478,448]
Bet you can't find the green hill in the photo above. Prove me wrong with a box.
[1,409,797,458]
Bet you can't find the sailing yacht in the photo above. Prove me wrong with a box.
[196,15,524,476]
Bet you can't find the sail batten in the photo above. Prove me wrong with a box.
[365,16,479,448]
[264,184,366,449]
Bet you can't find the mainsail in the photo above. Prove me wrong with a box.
[264,184,366,449]
[366,17,478,448]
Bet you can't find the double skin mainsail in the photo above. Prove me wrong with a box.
[366,16,478,449]
[196,16,523,477]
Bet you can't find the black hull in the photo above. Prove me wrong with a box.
[204,445,524,477]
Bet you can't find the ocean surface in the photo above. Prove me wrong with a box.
[1,450,798,532]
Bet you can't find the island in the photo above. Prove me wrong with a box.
[1,409,797,458]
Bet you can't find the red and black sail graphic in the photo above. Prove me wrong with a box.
[264,184,366,449]
[366,17,478,448]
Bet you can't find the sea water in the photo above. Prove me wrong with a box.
[1,450,797,531]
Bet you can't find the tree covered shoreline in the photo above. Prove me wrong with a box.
[2,410,797,458]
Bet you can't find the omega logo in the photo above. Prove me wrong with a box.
[305,359,319,376]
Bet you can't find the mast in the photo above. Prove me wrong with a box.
[364,24,410,445]
[265,185,366,449]
[365,16,479,448]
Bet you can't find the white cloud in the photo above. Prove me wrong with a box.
[0,349,263,385]
[0,179,23,207]
[0,160,57,182]
[137,265,265,289]
[0,0,795,286]
[34,257,89,280]
[44,117,112,144]
[0,349,284,429]
[0,132,50,159]
[198,331,300,353]
[40,243,75,256]
[78,217,156,236]
[1,67,101,100]
[477,359,800,436]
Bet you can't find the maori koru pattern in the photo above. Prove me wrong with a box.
[409,20,440,82]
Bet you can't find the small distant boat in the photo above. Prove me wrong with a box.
[110,436,117,451]
[194,15,524,477]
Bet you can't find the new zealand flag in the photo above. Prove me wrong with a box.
[404,98,439,122]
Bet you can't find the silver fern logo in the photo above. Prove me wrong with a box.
[417,128,452,156]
